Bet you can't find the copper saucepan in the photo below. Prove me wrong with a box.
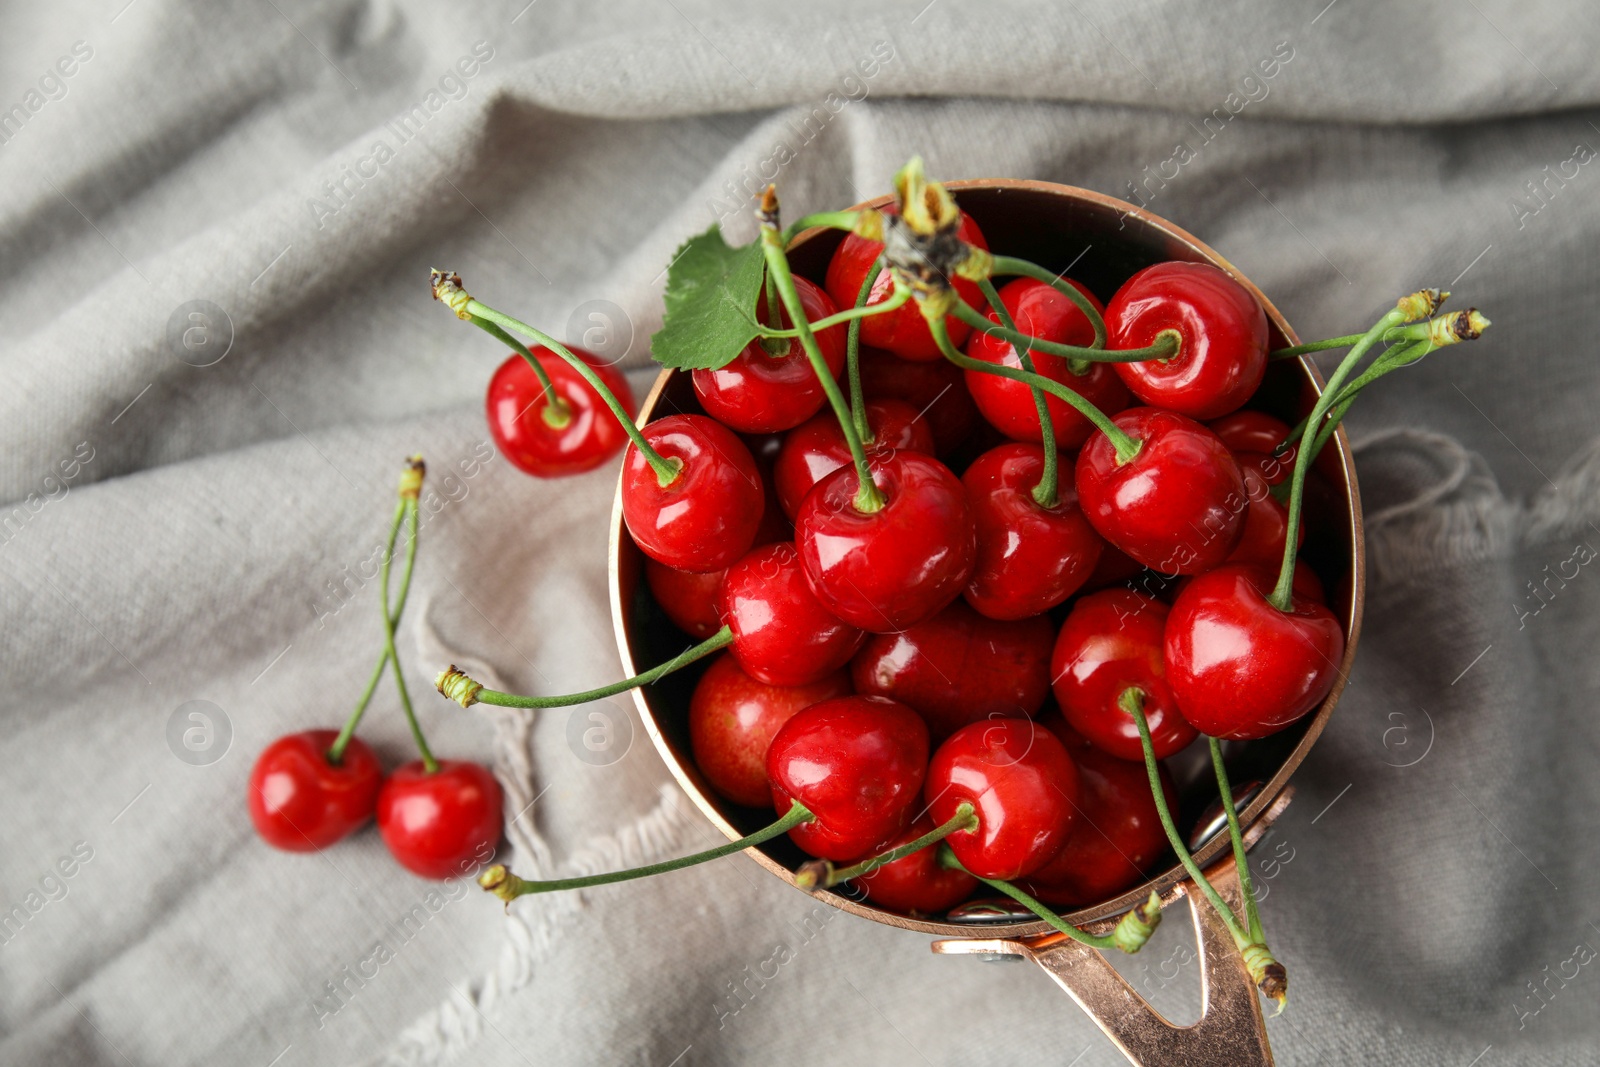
[607,180,1365,1066]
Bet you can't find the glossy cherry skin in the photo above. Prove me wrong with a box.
[1075,407,1247,575]
[487,348,635,478]
[963,277,1130,450]
[621,415,764,572]
[1226,465,1301,569]
[644,559,725,639]
[689,653,851,808]
[768,696,929,861]
[961,442,1104,619]
[376,760,504,880]
[1165,564,1345,740]
[854,815,978,914]
[721,542,866,687]
[854,345,979,455]
[796,450,976,633]
[1080,542,1145,593]
[1208,410,1292,457]
[692,276,847,433]
[824,206,990,362]
[928,718,1079,880]
[1024,718,1175,907]
[852,600,1053,741]
[773,399,935,521]
[1051,589,1197,761]
[247,731,383,852]
[1107,261,1268,420]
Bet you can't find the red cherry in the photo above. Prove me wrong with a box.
[692,277,847,433]
[1024,719,1175,907]
[854,345,979,454]
[1107,262,1268,420]
[772,399,935,521]
[689,653,851,808]
[1225,465,1302,569]
[767,695,929,861]
[854,815,978,914]
[376,760,504,880]
[962,277,1129,449]
[1235,449,1294,488]
[721,542,866,687]
[851,600,1053,741]
[1075,407,1247,575]
[1169,558,1325,607]
[824,206,990,361]
[795,450,975,633]
[1079,542,1145,593]
[1165,564,1345,740]
[1050,589,1197,761]
[247,731,383,852]
[644,559,725,640]
[486,348,635,478]
[1207,410,1292,456]
[961,442,1104,619]
[621,415,764,572]
[927,718,1079,880]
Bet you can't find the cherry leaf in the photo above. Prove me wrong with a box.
[650,224,765,370]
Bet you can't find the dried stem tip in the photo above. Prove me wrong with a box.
[478,864,529,904]
[757,184,780,231]
[1242,941,1288,1015]
[430,269,473,319]
[1426,309,1490,346]
[1396,288,1449,321]
[1112,890,1163,954]
[882,157,989,320]
[436,665,483,708]
[793,859,832,891]
[397,454,426,499]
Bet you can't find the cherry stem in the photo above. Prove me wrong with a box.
[1121,687,1252,949]
[1277,338,1431,460]
[327,488,422,765]
[465,317,572,428]
[949,300,1175,364]
[437,626,733,709]
[1269,306,1408,611]
[977,276,1059,507]
[930,317,1142,465]
[480,801,813,897]
[845,261,880,444]
[753,289,911,340]
[802,803,977,889]
[760,265,787,356]
[937,848,1123,950]
[759,223,885,513]
[1209,737,1266,945]
[780,210,861,244]
[1270,319,1451,361]
[382,460,437,774]
[988,255,1106,348]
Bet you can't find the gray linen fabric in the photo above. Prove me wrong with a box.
[2,1,1597,1064]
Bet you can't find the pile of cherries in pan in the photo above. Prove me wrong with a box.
[270,159,1488,1014]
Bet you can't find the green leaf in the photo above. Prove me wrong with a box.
[650,223,766,370]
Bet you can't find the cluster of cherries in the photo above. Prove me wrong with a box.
[246,458,504,880]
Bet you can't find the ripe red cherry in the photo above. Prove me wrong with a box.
[962,277,1129,449]
[824,206,990,361]
[689,653,851,808]
[961,442,1103,619]
[644,559,725,639]
[692,276,847,433]
[621,414,764,572]
[854,345,978,454]
[853,815,978,914]
[1225,465,1301,569]
[1051,589,1197,761]
[1024,718,1175,907]
[767,696,929,861]
[486,348,635,477]
[1075,407,1247,575]
[852,600,1053,740]
[247,731,383,851]
[1207,410,1292,457]
[377,760,504,880]
[1080,542,1145,593]
[772,399,935,520]
[1165,564,1345,740]
[1107,261,1269,420]
[796,450,975,633]
[721,542,865,687]
[927,718,1079,880]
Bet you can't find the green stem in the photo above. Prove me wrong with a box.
[781,210,861,244]
[1123,688,1251,948]
[950,300,1175,364]
[1209,738,1265,945]
[754,289,911,339]
[846,261,881,443]
[978,276,1059,507]
[989,255,1106,348]
[822,804,976,887]
[462,300,680,488]
[759,226,885,513]
[931,317,1142,465]
[443,626,733,710]
[487,802,813,896]
[1270,333,1366,360]
[383,497,436,773]
[760,263,787,356]
[938,849,1120,950]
